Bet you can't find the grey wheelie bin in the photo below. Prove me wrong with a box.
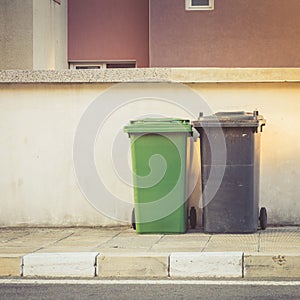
[193,111,266,233]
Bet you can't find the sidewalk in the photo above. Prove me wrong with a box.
[0,226,299,278]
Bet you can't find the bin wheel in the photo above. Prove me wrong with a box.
[259,207,267,230]
[131,208,136,230]
[190,207,197,229]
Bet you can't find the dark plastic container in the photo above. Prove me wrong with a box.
[193,111,266,233]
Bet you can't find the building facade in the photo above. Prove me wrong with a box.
[68,0,300,68]
[68,0,149,68]
[2,0,299,70]
[0,0,67,70]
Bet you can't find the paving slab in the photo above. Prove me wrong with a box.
[0,227,299,278]
[2,229,75,249]
[97,234,163,252]
[39,237,112,248]
[36,247,99,253]
[149,234,209,252]
[0,247,43,254]
[0,231,31,243]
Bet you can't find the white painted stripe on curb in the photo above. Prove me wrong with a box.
[22,252,99,277]
[0,279,299,286]
[170,252,243,278]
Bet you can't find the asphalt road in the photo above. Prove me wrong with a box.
[0,279,299,300]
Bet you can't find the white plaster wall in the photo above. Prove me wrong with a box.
[0,82,299,226]
[0,83,119,226]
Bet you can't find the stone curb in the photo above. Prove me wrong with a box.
[0,255,22,277]
[170,252,243,278]
[22,252,99,277]
[244,253,300,278]
[0,252,300,278]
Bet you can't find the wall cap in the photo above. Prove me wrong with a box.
[1,68,300,83]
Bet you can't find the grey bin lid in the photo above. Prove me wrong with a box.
[193,110,266,128]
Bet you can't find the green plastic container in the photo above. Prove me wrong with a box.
[124,118,192,234]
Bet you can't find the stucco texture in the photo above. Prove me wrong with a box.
[150,0,300,67]
[0,78,299,226]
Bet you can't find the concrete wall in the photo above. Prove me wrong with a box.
[0,70,299,226]
[0,0,33,69]
[0,0,67,70]
[33,0,68,70]
[150,0,300,67]
[0,83,116,226]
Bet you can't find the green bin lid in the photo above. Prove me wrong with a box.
[193,110,266,128]
[124,118,192,133]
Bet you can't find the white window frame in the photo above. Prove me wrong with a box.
[185,0,214,11]
[69,61,136,70]
[69,62,106,70]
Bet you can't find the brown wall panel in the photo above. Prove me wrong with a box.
[68,0,149,67]
[150,0,300,67]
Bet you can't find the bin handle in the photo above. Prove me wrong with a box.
[260,123,266,132]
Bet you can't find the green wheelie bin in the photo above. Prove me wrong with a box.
[124,118,193,234]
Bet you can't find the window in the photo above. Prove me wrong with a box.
[69,63,105,70]
[185,0,214,10]
[106,63,136,69]
[69,61,136,70]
